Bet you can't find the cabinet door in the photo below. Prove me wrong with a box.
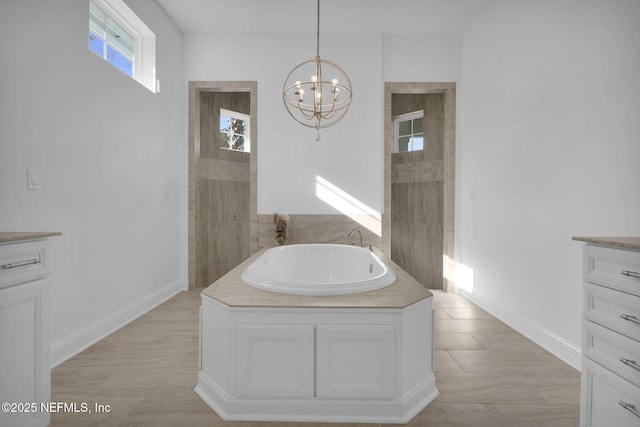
[316,325,395,398]
[0,278,50,427]
[581,357,640,427]
[236,324,314,398]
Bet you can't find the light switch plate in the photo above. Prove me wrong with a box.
[27,168,39,190]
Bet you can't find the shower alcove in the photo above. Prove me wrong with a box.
[188,81,258,291]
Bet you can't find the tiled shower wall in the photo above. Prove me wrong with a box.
[195,92,251,288]
[258,214,382,249]
[391,94,444,289]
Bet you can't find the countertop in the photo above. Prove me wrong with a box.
[572,236,640,251]
[202,247,433,309]
[0,232,62,243]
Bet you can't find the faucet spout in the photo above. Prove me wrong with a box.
[347,227,364,248]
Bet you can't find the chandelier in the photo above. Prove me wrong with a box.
[282,0,352,141]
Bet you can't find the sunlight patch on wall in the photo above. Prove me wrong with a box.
[315,175,381,236]
[444,255,474,294]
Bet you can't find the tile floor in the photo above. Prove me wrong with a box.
[50,290,580,426]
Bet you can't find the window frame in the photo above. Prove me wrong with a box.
[89,0,157,93]
[220,109,251,153]
[393,110,424,153]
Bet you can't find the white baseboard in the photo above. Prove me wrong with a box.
[50,280,184,368]
[458,290,582,371]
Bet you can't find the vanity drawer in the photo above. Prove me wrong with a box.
[0,240,48,289]
[584,282,640,342]
[584,319,640,388]
[581,357,640,427]
[585,245,640,296]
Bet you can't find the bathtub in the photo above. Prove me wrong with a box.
[197,246,437,423]
[240,243,396,295]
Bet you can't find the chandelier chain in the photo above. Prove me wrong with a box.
[316,0,320,58]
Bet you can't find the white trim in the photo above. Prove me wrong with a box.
[457,289,582,371]
[50,280,184,368]
[195,371,438,424]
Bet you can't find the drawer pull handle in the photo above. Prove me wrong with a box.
[619,401,640,418]
[620,314,640,325]
[621,270,640,279]
[1,258,41,270]
[619,357,640,371]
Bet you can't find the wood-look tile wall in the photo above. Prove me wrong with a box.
[391,93,445,289]
[195,91,251,288]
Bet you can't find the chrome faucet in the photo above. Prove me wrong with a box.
[347,227,364,248]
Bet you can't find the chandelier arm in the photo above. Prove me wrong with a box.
[318,97,338,119]
[298,104,317,119]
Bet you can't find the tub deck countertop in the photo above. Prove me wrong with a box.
[202,246,433,309]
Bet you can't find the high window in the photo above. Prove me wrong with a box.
[88,0,157,92]
[220,109,250,153]
[89,1,134,77]
[393,111,424,153]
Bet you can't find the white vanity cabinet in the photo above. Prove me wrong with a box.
[578,240,640,427]
[0,233,59,427]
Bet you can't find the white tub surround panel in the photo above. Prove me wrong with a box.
[0,232,60,427]
[574,237,640,427]
[196,248,437,423]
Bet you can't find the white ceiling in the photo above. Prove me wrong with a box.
[155,0,491,35]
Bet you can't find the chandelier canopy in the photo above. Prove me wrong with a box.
[282,0,352,141]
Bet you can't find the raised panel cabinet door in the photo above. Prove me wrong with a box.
[236,324,314,398]
[581,358,640,427]
[316,325,395,398]
[0,278,50,427]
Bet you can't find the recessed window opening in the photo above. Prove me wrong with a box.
[393,111,424,153]
[220,109,250,153]
[88,0,157,92]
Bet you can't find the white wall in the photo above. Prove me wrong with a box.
[0,0,187,365]
[457,0,640,368]
[382,34,462,82]
[184,32,462,215]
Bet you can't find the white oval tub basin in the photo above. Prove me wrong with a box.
[241,244,396,295]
